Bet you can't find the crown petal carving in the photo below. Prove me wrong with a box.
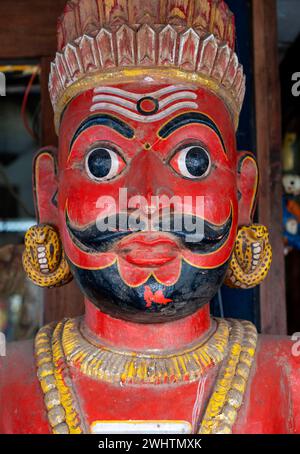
[57,0,236,51]
[50,0,245,129]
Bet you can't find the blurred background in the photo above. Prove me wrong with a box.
[0,65,43,341]
[0,0,299,342]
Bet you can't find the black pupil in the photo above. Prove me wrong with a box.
[185,147,209,177]
[88,148,112,179]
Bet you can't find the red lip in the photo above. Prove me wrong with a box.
[116,233,180,268]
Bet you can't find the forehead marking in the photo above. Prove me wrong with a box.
[137,97,159,116]
[90,86,198,123]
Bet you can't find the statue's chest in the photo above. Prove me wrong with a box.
[71,369,218,435]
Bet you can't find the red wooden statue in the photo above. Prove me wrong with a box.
[1,0,300,435]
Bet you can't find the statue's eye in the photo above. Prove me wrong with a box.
[170,144,211,180]
[85,147,125,181]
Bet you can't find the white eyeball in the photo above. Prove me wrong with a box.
[174,145,211,179]
[85,147,124,181]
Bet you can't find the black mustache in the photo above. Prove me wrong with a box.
[66,211,232,255]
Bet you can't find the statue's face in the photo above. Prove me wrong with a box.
[36,81,258,323]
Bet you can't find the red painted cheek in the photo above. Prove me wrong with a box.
[58,172,125,227]
[154,168,237,225]
[202,169,237,221]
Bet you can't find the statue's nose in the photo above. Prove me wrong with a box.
[124,150,174,211]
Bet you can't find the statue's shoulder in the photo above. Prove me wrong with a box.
[1,337,34,368]
[0,338,36,391]
[0,337,50,434]
[257,332,294,353]
[256,333,300,370]
[256,334,300,398]
[234,333,300,434]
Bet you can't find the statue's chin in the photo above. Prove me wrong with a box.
[70,260,229,324]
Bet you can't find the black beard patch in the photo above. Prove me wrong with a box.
[70,260,229,323]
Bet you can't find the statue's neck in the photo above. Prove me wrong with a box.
[83,299,212,352]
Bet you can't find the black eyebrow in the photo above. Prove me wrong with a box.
[70,114,135,150]
[158,112,227,154]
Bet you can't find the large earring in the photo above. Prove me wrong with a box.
[22,224,72,288]
[224,225,272,289]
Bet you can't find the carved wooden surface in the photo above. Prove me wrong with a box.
[40,58,58,147]
[0,0,66,58]
[252,0,287,334]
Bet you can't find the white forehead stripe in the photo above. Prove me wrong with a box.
[90,85,199,121]
[92,95,137,110]
[93,85,196,100]
[159,92,197,108]
[90,102,198,122]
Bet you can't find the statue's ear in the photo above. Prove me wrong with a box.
[33,147,59,226]
[237,152,259,225]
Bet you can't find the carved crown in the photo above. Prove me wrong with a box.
[50,0,246,131]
